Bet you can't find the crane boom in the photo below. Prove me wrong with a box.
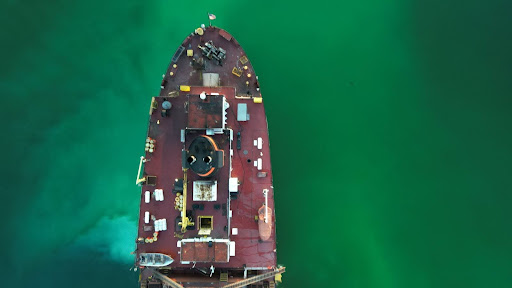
[179,168,194,232]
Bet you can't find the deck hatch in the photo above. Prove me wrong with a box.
[187,94,225,129]
[198,216,213,236]
[171,46,185,63]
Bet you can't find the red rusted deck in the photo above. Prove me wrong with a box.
[136,26,278,286]
[181,241,229,263]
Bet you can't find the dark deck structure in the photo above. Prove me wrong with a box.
[135,26,283,288]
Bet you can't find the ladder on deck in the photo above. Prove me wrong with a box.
[222,267,286,288]
[220,272,229,282]
[151,269,184,288]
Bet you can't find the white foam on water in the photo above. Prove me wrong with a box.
[72,216,137,264]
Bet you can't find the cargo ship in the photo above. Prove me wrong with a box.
[134,19,284,288]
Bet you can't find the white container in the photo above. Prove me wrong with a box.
[154,189,164,201]
[229,241,236,256]
[145,191,150,203]
[229,178,238,192]
[144,212,150,224]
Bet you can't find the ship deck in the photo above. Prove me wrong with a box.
[136,26,277,279]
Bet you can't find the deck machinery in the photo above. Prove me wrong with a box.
[135,25,284,288]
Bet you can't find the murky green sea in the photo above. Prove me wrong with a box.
[1,0,511,287]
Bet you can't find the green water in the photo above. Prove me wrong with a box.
[1,0,511,287]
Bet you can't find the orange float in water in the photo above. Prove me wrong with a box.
[258,205,272,241]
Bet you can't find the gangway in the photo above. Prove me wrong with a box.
[222,267,286,288]
[151,269,184,288]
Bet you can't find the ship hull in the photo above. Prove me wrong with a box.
[135,25,283,288]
